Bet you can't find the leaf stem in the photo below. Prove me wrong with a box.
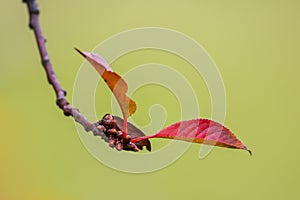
[122,118,127,138]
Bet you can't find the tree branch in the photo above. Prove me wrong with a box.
[22,0,150,152]
[23,0,106,139]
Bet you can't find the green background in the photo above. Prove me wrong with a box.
[1,0,299,199]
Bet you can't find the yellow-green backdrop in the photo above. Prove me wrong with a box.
[1,0,299,199]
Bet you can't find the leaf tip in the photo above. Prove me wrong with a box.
[74,47,86,58]
[146,143,151,152]
[247,149,252,156]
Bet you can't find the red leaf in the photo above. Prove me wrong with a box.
[131,119,251,155]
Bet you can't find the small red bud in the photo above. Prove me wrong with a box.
[97,125,106,132]
[108,128,117,136]
[116,142,123,151]
[109,139,116,148]
[123,135,132,143]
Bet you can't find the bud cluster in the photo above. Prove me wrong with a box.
[95,114,139,151]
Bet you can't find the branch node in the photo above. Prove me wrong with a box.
[63,105,72,116]
[41,56,50,66]
[91,127,100,134]
[24,0,39,14]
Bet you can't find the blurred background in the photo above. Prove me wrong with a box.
[1,0,299,199]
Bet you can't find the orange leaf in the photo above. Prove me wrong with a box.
[75,48,136,119]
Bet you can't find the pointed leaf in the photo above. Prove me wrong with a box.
[131,119,251,155]
[75,48,136,119]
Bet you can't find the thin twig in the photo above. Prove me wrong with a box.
[23,0,105,139]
